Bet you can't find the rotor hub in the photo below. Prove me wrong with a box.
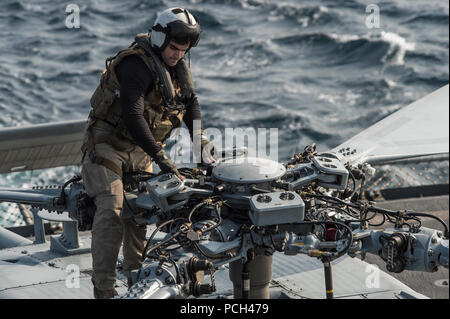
[212,157,286,184]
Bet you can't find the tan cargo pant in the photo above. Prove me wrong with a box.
[81,140,152,291]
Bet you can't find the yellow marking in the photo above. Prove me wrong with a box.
[326,290,334,293]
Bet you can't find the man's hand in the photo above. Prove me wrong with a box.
[201,139,216,164]
[154,149,184,180]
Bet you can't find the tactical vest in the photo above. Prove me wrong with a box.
[84,33,195,157]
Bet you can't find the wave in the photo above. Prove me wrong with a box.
[202,39,280,74]
[403,13,449,25]
[191,9,224,28]
[272,31,416,67]
[400,71,449,89]
[268,3,336,27]
[0,0,447,198]
[405,51,445,64]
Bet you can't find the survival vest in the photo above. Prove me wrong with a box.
[82,33,195,162]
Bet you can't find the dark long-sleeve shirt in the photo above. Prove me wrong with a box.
[115,54,202,158]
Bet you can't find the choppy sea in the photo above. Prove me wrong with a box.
[0,0,448,225]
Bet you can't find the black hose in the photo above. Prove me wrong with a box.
[142,217,186,260]
[298,220,354,259]
[327,205,378,223]
[167,257,182,284]
[346,170,357,200]
[405,212,448,238]
[369,213,386,227]
[56,175,82,206]
[305,193,445,229]
[200,203,222,233]
[144,230,182,257]
[192,241,223,259]
[188,201,208,223]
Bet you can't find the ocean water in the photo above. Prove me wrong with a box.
[0,0,448,225]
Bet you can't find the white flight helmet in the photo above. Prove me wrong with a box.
[150,7,201,52]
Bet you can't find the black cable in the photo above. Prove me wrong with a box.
[192,241,224,259]
[346,170,357,200]
[405,212,448,238]
[407,215,422,231]
[359,175,366,200]
[142,218,185,260]
[346,205,361,218]
[402,221,414,232]
[145,230,182,257]
[369,213,386,227]
[178,167,195,179]
[164,244,183,251]
[199,203,222,233]
[298,220,354,258]
[385,213,397,224]
[168,217,189,234]
[56,175,82,206]
[167,257,182,284]
[304,193,359,209]
[188,201,207,223]
[329,205,378,223]
[303,193,450,239]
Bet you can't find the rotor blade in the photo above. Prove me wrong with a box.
[0,188,59,207]
[329,84,449,165]
[0,120,86,174]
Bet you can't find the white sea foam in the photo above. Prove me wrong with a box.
[345,90,361,106]
[318,93,336,105]
[330,31,415,66]
[380,31,416,66]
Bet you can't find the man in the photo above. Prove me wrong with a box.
[81,7,213,299]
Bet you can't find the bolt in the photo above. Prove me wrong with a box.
[428,249,434,257]
[431,237,437,244]
[437,232,442,238]
[165,276,174,284]
[156,268,163,276]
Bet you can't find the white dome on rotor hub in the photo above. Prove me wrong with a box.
[212,157,286,184]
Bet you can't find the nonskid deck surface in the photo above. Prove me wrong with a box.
[0,235,427,299]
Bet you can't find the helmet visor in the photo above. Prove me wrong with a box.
[168,20,200,48]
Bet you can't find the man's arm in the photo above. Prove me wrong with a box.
[115,55,182,177]
[115,55,162,158]
[182,93,203,139]
[182,94,216,164]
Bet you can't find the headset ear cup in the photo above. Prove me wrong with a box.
[150,29,166,49]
